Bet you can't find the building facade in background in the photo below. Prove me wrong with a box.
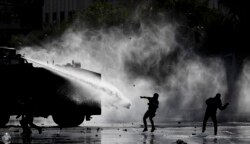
[0,0,223,46]
[0,0,44,29]
[0,0,44,45]
[42,0,93,25]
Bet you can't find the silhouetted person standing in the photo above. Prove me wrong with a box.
[141,93,159,132]
[202,93,229,135]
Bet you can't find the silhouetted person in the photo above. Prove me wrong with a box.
[16,54,25,64]
[202,93,229,135]
[16,99,31,136]
[25,113,42,134]
[140,93,159,132]
[17,97,42,135]
[17,114,32,136]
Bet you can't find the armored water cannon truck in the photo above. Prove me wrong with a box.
[0,47,101,127]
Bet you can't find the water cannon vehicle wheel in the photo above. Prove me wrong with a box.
[0,113,10,127]
[52,112,85,127]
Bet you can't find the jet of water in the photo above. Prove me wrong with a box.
[26,57,131,109]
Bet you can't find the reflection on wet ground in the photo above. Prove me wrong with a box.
[1,123,250,144]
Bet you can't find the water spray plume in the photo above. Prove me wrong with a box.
[25,57,131,109]
[18,18,231,122]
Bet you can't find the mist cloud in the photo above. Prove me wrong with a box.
[18,17,229,123]
[237,61,250,119]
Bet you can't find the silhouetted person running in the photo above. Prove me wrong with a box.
[16,100,31,136]
[202,93,229,135]
[16,114,30,136]
[17,97,42,135]
[140,93,159,132]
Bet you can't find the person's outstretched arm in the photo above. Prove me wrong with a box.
[140,96,151,99]
[16,114,21,119]
[16,114,24,119]
[221,103,229,110]
[218,100,229,110]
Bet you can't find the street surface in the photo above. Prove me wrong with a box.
[1,122,250,144]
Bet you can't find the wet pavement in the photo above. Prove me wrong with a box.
[1,123,250,144]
